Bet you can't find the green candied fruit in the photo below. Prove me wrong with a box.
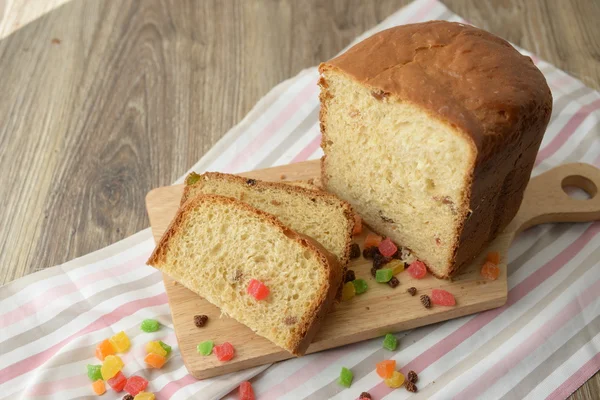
[197,340,214,356]
[376,268,393,283]
[352,279,368,295]
[159,341,172,355]
[185,172,201,186]
[140,319,160,332]
[382,333,398,351]
[338,367,353,388]
[86,364,102,381]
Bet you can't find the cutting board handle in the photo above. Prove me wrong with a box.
[509,163,600,233]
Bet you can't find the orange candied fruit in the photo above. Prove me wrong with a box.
[486,251,500,265]
[95,339,116,361]
[376,359,396,379]
[92,379,106,395]
[364,233,383,248]
[145,353,167,369]
[481,261,500,281]
[352,214,363,236]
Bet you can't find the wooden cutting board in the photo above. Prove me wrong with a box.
[145,160,600,379]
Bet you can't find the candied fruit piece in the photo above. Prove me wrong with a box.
[481,261,500,280]
[239,381,256,400]
[376,268,393,283]
[376,360,396,379]
[431,289,456,306]
[158,341,172,355]
[341,281,356,301]
[352,279,368,295]
[486,251,500,265]
[145,353,167,369]
[352,214,363,235]
[134,392,155,400]
[407,261,427,279]
[185,172,201,185]
[388,259,405,275]
[96,339,116,361]
[364,233,382,248]
[101,355,124,380]
[197,340,214,356]
[145,341,167,357]
[384,370,405,388]
[378,238,398,257]
[382,333,398,351]
[247,279,270,300]
[87,364,102,381]
[92,379,106,395]
[110,331,131,353]
[140,319,160,332]
[214,342,235,361]
[107,371,127,392]
[124,376,148,396]
[338,367,353,388]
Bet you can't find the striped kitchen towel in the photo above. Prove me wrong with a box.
[1,0,599,398]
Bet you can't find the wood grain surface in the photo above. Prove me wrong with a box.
[0,0,598,397]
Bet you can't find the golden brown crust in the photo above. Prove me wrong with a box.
[287,232,342,355]
[320,21,552,168]
[147,194,341,356]
[319,21,552,277]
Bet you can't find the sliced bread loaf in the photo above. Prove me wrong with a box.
[182,172,354,270]
[147,194,342,355]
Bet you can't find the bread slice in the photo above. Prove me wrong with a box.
[147,194,342,355]
[182,172,354,272]
[318,21,552,278]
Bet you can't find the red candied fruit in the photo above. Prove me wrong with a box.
[431,289,456,306]
[107,371,127,392]
[352,214,363,236]
[407,260,427,279]
[247,279,270,300]
[239,381,256,400]
[124,376,148,396]
[214,342,235,362]
[378,238,398,257]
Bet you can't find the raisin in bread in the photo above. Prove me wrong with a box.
[318,21,552,278]
[182,172,354,272]
[147,195,341,355]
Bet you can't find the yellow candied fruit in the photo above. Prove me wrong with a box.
[388,260,405,275]
[134,392,156,400]
[384,370,405,388]
[100,355,124,380]
[109,331,131,353]
[145,341,167,357]
[341,282,356,301]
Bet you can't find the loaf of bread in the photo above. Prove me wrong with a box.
[147,194,342,355]
[182,172,354,271]
[318,21,552,278]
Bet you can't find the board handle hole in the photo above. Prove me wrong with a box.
[561,175,597,200]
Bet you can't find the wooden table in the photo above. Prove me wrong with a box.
[0,1,598,397]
